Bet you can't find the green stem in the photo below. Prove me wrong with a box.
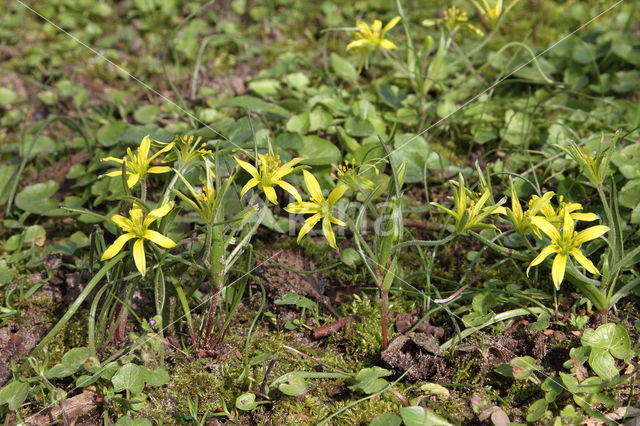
[140,179,147,203]
[393,233,457,250]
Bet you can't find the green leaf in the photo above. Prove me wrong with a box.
[541,376,563,403]
[345,117,374,137]
[0,381,29,411]
[510,356,542,381]
[611,143,640,179]
[399,406,453,426]
[298,135,341,165]
[15,181,59,214]
[618,179,640,209]
[142,367,170,387]
[134,105,161,124]
[112,363,145,395]
[340,248,360,267]
[62,347,90,366]
[349,367,391,394]
[0,87,19,105]
[376,84,406,109]
[472,292,498,315]
[309,107,333,132]
[219,95,273,112]
[331,53,358,81]
[588,348,618,381]
[248,79,281,97]
[370,413,402,426]
[274,292,317,310]
[235,392,258,411]
[526,398,548,422]
[581,323,630,359]
[97,122,128,147]
[389,133,440,184]
[529,311,550,331]
[503,110,531,145]
[277,372,307,396]
[286,112,310,134]
[284,72,310,90]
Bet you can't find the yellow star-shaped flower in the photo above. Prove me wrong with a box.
[234,152,303,204]
[101,202,177,276]
[285,170,347,250]
[346,17,401,71]
[102,135,174,188]
[527,208,609,290]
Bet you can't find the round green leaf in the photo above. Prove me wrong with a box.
[0,381,29,411]
[399,406,453,426]
[97,122,128,147]
[15,181,59,214]
[235,392,258,411]
[134,105,161,124]
[588,348,618,381]
[581,323,630,359]
[370,413,402,426]
[298,135,341,165]
[112,363,145,395]
[526,398,548,422]
[277,372,307,396]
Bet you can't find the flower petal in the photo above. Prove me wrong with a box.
[329,215,346,227]
[285,201,320,215]
[527,244,560,275]
[111,214,134,232]
[530,216,561,242]
[138,136,151,162]
[144,202,174,228]
[379,39,397,50]
[382,16,401,35]
[133,239,146,276]
[143,229,177,249]
[276,180,301,202]
[570,212,598,222]
[573,225,609,246]
[297,213,322,244]
[235,156,260,180]
[562,208,574,241]
[104,170,124,177]
[102,156,125,164]
[551,253,567,290]
[147,166,171,174]
[346,39,369,51]
[327,184,347,206]
[240,178,260,198]
[127,173,140,188]
[303,170,324,203]
[322,216,337,249]
[569,247,599,275]
[148,141,174,161]
[101,233,135,260]
[263,185,278,204]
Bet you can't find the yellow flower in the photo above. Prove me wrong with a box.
[102,135,174,188]
[471,0,519,29]
[330,158,378,191]
[431,174,504,234]
[101,202,177,276]
[422,6,484,36]
[505,184,555,236]
[234,152,303,204]
[527,208,609,290]
[285,170,347,250]
[346,17,401,71]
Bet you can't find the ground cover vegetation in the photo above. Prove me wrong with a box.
[1,0,640,424]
